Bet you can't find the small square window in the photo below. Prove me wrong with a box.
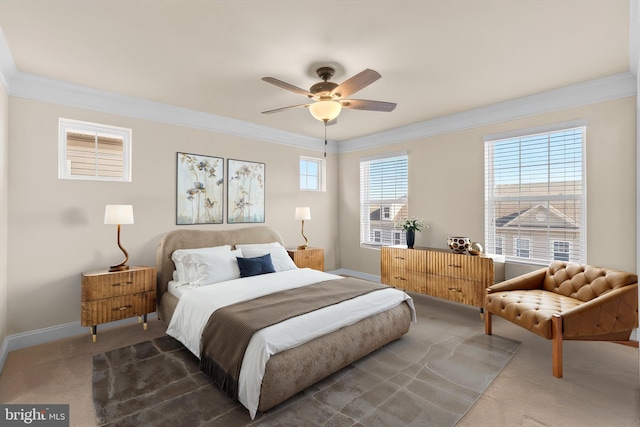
[59,118,132,182]
[300,156,325,192]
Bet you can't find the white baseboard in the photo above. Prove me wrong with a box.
[329,268,380,283]
[0,313,157,373]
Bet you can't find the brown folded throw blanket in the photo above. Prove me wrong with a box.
[199,277,389,399]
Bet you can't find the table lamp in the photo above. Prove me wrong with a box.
[295,207,311,250]
[104,204,134,271]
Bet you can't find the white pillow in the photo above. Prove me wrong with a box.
[171,245,232,283]
[238,244,298,272]
[188,249,243,286]
[235,242,281,250]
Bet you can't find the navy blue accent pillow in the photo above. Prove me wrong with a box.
[237,253,276,278]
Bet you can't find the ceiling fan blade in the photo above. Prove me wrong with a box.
[261,103,310,114]
[341,99,397,112]
[262,77,314,98]
[331,69,381,99]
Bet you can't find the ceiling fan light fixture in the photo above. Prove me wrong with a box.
[309,100,342,122]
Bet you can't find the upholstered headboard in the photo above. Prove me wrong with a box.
[155,226,284,297]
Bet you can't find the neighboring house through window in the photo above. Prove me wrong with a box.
[382,206,391,220]
[514,237,531,258]
[553,240,570,261]
[484,121,586,263]
[494,236,504,255]
[360,152,408,247]
[58,118,132,182]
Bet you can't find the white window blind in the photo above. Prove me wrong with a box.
[484,126,586,264]
[360,153,408,247]
[59,118,132,181]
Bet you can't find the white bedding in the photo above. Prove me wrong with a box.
[165,268,416,419]
[167,280,193,298]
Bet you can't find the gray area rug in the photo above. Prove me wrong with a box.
[92,297,520,426]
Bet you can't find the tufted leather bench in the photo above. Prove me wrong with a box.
[485,261,638,378]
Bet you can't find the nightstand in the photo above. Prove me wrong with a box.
[287,248,324,271]
[81,266,157,342]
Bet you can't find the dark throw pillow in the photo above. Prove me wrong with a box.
[237,253,276,278]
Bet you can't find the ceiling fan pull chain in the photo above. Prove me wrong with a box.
[324,121,327,158]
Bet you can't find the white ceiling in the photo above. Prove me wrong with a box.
[0,0,633,143]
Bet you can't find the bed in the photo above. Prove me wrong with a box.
[155,226,415,418]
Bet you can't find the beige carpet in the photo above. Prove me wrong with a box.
[92,301,520,426]
[2,294,638,426]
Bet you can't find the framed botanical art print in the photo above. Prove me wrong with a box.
[176,152,224,225]
[227,159,265,223]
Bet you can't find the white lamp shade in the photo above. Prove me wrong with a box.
[309,100,342,122]
[295,207,311,221]
[104,204,134,225]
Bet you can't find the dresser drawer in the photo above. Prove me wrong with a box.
[427,251,493,284]
[82,267,156,300]
[381,247,427,273]
[81,291,156,326]
[427,275,485,307]
[386,268,427,293]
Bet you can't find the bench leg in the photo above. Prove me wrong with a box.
[485,310,492,335]
[552,314,563,378]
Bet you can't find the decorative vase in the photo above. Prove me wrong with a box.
[406,230,415,249]
[447,236,470,254]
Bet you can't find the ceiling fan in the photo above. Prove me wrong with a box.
[261,66,396,123]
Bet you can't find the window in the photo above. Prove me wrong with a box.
[382,206,391,220]
[484,122,586,263]
[393,231,403,245]
[514,237,531,258]
[495,236,504,255]
[553,241,570,261]
[300,156,325,191]
[360,152,408,247]
[59,118,131,181]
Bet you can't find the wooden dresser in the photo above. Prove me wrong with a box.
[81,266,157,342]
[381,246,504,314]
[287,248,324,271]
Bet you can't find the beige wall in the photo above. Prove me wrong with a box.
[339,97,637,278]
[4,94,638,336]
[0,84,7,345]
[7,97,338,335]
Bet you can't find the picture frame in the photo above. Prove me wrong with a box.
[176,152,224,225]
[227,159,265,223]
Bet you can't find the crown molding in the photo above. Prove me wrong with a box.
[0,28,636,155]
[338,72,638,153]
[6,70,635,156]
[7,71,337,153]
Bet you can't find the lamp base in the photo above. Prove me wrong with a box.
[109,264,130,272]
[297,244,308,250]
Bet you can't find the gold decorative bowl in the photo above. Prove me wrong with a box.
[468,242,484,256]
